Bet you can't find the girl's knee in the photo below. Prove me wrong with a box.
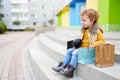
[67,48,75,53]
[72,49,79,55]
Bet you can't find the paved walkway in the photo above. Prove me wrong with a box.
[0,32,37,80]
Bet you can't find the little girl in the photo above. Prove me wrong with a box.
[52,8,105,78]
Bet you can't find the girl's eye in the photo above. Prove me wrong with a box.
[82,20,86,22]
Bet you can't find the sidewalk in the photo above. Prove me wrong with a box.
[0,32,37,80]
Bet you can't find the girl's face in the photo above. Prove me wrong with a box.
[80,15,94,29]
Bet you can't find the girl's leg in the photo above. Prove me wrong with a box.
[52,47,75,72]
[60,49,79,78]
[69,49,79,68]
[63,47,75,65]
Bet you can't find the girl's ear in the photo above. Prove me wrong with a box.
[91,18,95,22]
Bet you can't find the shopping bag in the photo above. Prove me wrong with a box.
[95,44,115,68]
[78,48,95,64]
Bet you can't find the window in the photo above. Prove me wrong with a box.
[43,14,46,17]
[31,14,37,18]
[12,4,20,8]
[21,21,28,25]
[19,13,22,17]
[6,14,9,16]
[33,22,37,25]
[53,14,55,17]
[30,0,38,1]
[31,14,35,17]
[42,5,44,9]
[0,4,4,9]
[12,13,28,18]
[32,5,36,9]
[24,13,28,17]
[12,13,19,17]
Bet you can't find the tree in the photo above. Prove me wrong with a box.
[48,19,54,27]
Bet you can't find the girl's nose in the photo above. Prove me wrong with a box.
[82,22,84,24]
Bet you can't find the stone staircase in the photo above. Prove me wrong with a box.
[28,28,120,80]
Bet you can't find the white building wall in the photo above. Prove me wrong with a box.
[1,0,29,30]
[11,0,29,29]
[1,0,12,29]
[29,0,56,27]
[1,0,71,29]
[41,0,57,27]
[45,0,54,21]
[29,0,42,27]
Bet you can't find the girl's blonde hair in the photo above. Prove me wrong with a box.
[80,8,100,35]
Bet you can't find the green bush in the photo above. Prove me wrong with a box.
[25,27,34,31]
[0,13,4,17]
[0,21,7,29]
[0,21,7,34]
[42,24,48,27]
[0,13,4,20]
[13,20,20,25]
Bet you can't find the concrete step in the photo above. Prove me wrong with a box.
[45,29,80,46]
[24,47,38,80]
[77,63,120,80]
[45,30,120,64]
[39,33,66,62]
[28,37,81,80]
[38,33,120,80]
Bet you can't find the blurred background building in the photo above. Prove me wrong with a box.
[0,0,60,30]
[1,0,120,31]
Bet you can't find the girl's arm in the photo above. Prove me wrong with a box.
[93,30,105,47]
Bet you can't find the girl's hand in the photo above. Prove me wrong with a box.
[89,44,94,48]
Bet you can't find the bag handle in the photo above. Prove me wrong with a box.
[90,34,93,45]
[104,44,111,61]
